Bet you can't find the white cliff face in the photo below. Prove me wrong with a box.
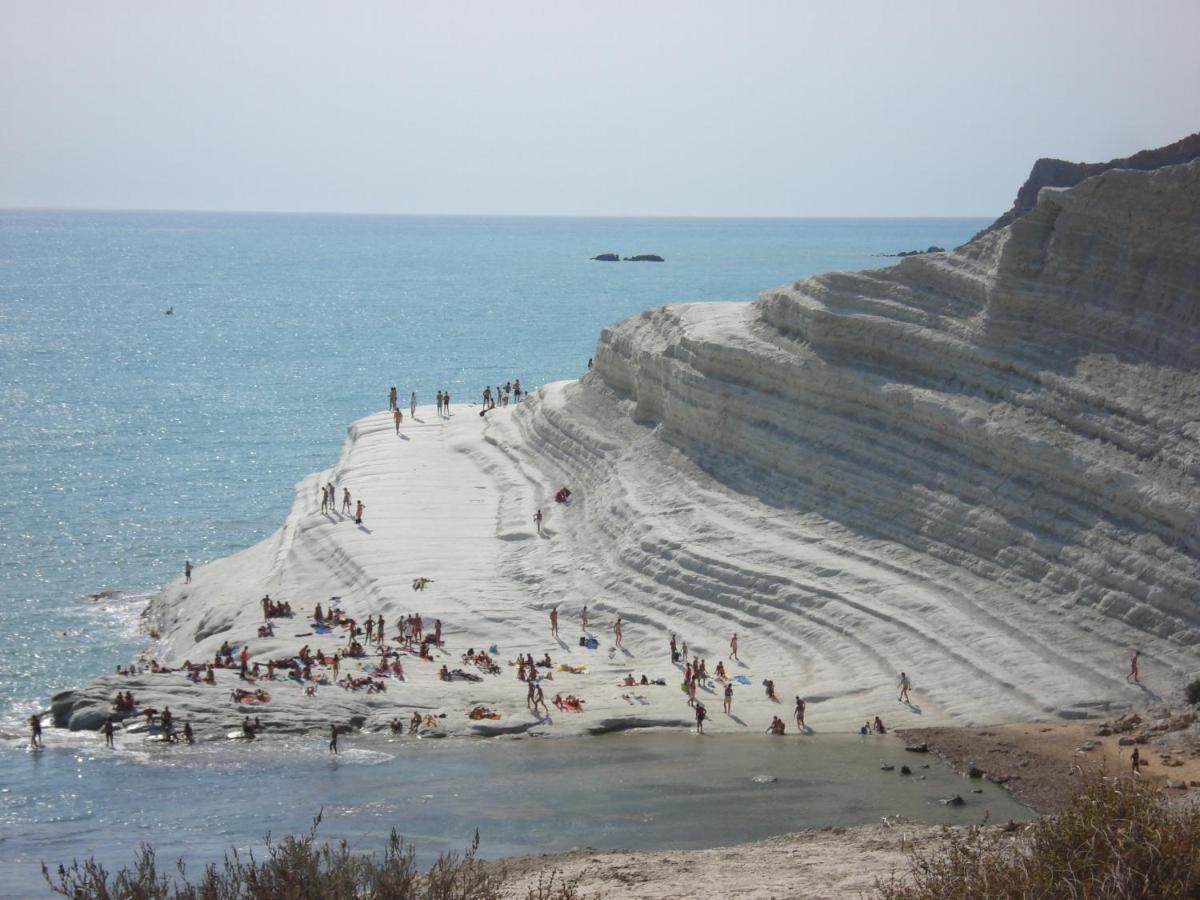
[483,160,1200,725]
[56,161,1199,738]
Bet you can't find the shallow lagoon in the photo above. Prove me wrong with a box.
[2,730,1029,894]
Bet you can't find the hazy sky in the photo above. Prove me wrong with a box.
[2,1,1197,217]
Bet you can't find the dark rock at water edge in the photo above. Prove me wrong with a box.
[590,253,620,262]
[624,254,664,262]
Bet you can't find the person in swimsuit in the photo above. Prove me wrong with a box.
[103,716,115,748]
[723,682,733,714]
[549,606,559,637]
[342,488,351,514]
[695,702,707,734]
[729,633,738,661]
[794,696,806,731]
[581,605,589,632]
[184,560,192,584]
[394,408,402,434]
[355,500,364,525]
[409,392,417,418]
[1127,650,1140,684]
[533,509,543,535]
[897,672,911,703]
[29,714,43,749]
[329,723,339,754]
[613,617,623,647]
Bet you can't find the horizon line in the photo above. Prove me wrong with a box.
[0,205,995,221]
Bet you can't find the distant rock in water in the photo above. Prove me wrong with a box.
[971,130,1200,242]
[624,254,664,262]
[882,246,945,258]
[591,253,620,262]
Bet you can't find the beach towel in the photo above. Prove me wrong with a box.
[584,637,599,650]
[313,624,332,634]
[735,675,752,685]
[488,644,498,654]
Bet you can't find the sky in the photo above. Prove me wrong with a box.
[1,1,1198,217]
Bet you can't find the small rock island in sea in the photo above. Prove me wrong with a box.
[590,253,665,261]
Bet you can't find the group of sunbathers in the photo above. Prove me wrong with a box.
[553,693,585,712]
[111,690,137,713]
[514,652,554,681]
[438,664,483,683]
[461,648,501,675]
[767,716,787,735]
[261,594,293,619]
[554,486,572,503]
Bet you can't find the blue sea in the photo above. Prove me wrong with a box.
[0,212,988,893]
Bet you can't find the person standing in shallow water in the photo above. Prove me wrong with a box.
[329,723,339,754]
[29,714,43,749]
[103,716,115,748]
[184,560,192,584]
[794,696,806,731]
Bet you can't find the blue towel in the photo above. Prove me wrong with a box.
[735,675,752,685]
[584,637,599,650]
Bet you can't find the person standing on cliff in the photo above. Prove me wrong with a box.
[184,560,192,584]
[1127,649,1141,684]
[897,672,912,703]
[533,509,543,535]
[581,605,589,633]
[729,633,739,661]
[613,616,624,648]
[394,407,402,434]
[409,391,417,419]
[388,386,397,412]
[436,390,443,416]
[355,500,364,525]
[549,605,559,637]
[443,390,451,415]
[342,488,352,515]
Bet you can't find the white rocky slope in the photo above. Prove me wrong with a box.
[52,159,1200,739]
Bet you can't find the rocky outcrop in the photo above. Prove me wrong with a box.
[484,157,1200,725]
[624,254,664,262]
[591,253,620,262]
[973,132,1200,241]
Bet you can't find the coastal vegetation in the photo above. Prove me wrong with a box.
[878,778,1200,899]
[42,815,588,900]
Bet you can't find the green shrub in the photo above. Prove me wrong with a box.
[877,778,1200,899]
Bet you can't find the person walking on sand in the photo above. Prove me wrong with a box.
[410,391,417,418]
[533,509,543,535]
[329,723,339,754]
[723,682,733,714]
[613,616,623,648]
[527,679,537,709]
[342,488,351,514]
[534,683,549,716]
[729,633,739,661]
[1127,649,1140,684]
[897,671,911,703]
[355,500,364,525]
[29,714,43,749]
[184,560,192,584]
[443,390,451,415]
[549,605,559,637]
[389,386,398,412]
[695,701,707,734]
[394,407,402,434]
[581,605,589,633]
[794,696,806,731]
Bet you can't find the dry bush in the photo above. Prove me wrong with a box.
[877,778,1200,899]
[41,814,504,900]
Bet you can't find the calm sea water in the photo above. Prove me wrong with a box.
[0,211,987,892]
